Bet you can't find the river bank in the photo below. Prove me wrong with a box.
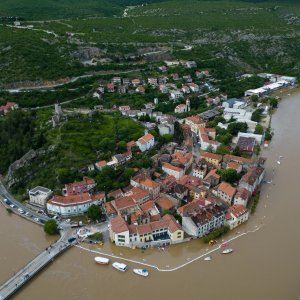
[1,92,300,300]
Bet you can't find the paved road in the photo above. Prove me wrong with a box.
[0,180,50,224]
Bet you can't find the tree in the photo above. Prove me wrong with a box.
[174,121,184,144]
[218,168,241,183]
[87,204,102,221]
[265,128,273,141]
[232,146,242,156]
[44,219,58,235]
[254,124,264,135]
[227,122,248,136]
[269,98,278,109]
[216,144,230,155]
[206,144,214,153]
[251,95,259,102]
[251,109,263,122]
[254,145,261,156]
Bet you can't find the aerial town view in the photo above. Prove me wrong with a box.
[0,0,300,299]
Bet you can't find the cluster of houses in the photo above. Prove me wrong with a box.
[29,176,106,217]
[92,60,221,111]
[26,68,298,250]
[89,130,155,172]
[0,102,18,115]
[105,142,266,248]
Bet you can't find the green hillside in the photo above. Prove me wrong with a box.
[0,0,165,20]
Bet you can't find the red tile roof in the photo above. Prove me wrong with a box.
[110,216,129,234]
[48,193,91,207]
[218,182,237,198]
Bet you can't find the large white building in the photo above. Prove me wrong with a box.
[136,133,155,152]
[29,186,53,207]
[46,192,105,216]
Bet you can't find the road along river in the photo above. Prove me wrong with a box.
[0,92,300,300]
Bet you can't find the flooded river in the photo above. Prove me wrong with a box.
[1,93,300,300]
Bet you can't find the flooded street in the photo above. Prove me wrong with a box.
[1,93,300,299]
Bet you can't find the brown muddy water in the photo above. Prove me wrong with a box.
[1,93,300,300]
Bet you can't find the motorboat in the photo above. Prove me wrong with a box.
[94,256,109,265]
[276,160,281,165]
[204,256,212,261]
[112,262,127,272]
[222,248,233,254]
[133,269,149,277]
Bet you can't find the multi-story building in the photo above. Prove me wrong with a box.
[201,152,222,167]
[29,186,53,207]
[162,163,184,180]
[109,214,184,248]
[182,204,225,237]
[214,182,237,205]
[47,192,105,216]
[225,205,249,229]
[64,177,96,196]
[136,133,155,152]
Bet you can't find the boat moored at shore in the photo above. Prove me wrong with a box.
[133,269,149,277]
[222,248,233,254]
[94,256,110,265]
[112,262,128,272]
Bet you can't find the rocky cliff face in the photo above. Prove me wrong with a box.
[5,150,37,187]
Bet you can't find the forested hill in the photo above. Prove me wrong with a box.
[0,0,298,20]
[0,0,166,20]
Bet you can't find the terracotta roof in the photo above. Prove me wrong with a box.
[140,200,156,212]
[156,197,175,210]
[201,152,222,162]
[65,177,95,190]
[240,167,264,186]
[163,162,183,173]
[185,115,204,124]
[218,182,237,198]
[130,187,149,201]
[104,202,117,215]
[136,223,153,235]
[204,169,220,180]
[235,188,251,200]
[229,204,248,218]
[91,192,105,201]
[223,154,253,165]
[114,196,136,210]
[227,161,241,170]
[96,160,107,167]
[138,133,154,145]
[48,193,93,207]
[110,216,128,234]
[107,189,123,199]
[162,214,182,233]
[142,178,159,189]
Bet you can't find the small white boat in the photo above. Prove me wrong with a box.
[222,248,233,254]
[133,269,149,277]
[204,256,212,261]
[112,262,127,272]
[94,256,109,265]
[276,160,281,165]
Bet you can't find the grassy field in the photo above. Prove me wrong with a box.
[11,111,144,196]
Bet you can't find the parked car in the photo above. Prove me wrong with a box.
[18,208,25,214]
